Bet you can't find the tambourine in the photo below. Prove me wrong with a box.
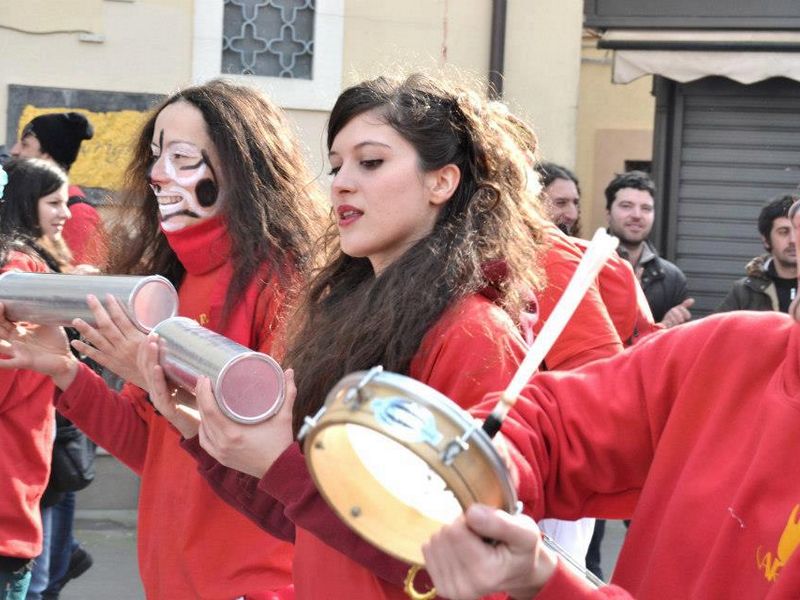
[300,366,602,598]
[300,366,517,568]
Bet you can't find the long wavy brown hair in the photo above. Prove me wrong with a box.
[107,79,325,318]
[287,73,548,434]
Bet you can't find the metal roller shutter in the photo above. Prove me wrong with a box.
[654,76,800,317]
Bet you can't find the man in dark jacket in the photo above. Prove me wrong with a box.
[605,171,693,328]
[717,194,797,313]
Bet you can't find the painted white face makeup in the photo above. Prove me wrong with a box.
[148,101,223,232]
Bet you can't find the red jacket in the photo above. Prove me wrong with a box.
[63,185,106,267]
[478,311,800,598]
[56,218,293,599]
[569,235,661,346]
[0,252,54,560]
[188,293,529,599]
[538,228,623,368]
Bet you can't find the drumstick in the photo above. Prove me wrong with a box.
[482,228,619,438]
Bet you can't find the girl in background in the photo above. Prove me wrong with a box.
[1,158,100,600]
[0,160,67,600]
[0,158,72,274]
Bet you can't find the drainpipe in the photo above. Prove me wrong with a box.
[489,0,507,99]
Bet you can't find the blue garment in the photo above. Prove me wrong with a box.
[25,492,77,600]
[24,507,51,600]
[0,567,32,600]
[43,493,76,594]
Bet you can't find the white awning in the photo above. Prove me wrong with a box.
[599,30,800,85]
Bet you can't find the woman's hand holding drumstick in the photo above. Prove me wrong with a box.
[422,505,557,600]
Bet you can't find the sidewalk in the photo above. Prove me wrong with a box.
[57,511,626,599]
[61,510,143,600]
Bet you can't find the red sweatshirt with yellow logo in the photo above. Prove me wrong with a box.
[482,310,800,598]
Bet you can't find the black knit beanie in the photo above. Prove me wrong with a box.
[25,112,94,171]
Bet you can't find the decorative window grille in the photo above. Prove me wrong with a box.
[222,0,314,79]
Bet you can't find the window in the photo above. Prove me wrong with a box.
[222,0,314,79]
[193,0,343,110]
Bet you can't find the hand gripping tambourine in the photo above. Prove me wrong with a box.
[300,230,618,598]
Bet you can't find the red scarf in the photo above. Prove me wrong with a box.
[162,216,265,347]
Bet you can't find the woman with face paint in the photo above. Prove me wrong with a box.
[135,73,549,599]
[0,81,324,598]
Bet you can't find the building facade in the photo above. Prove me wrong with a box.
[583,0,800,316]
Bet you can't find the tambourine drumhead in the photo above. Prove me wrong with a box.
[303,370,517,565]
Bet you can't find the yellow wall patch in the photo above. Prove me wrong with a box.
[17,106,150,190]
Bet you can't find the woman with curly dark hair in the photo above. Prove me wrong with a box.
[283,74,546,434]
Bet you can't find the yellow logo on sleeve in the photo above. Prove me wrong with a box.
[198,313,209,326]
[757,504,800,582]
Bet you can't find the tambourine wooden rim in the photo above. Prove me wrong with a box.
[301,368,517,566]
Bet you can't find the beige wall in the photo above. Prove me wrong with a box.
[2,0,584,195]
[2,0,104,34]
[504,0,583,167]
[285,108,333,188]
[340,0,490,84]
[576,41,656,234]
[0,0,194,144]
[341,0,583,167]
